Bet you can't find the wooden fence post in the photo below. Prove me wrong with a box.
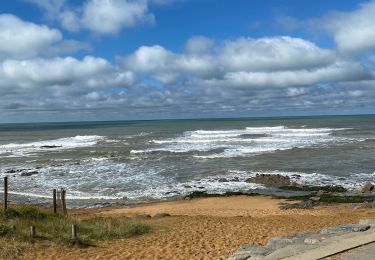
[53,189,57,214]
[3,177,8,211]
[71,224,77,240]
[70,224,80,245]
[61,188,67,215]
[30,226,36,238]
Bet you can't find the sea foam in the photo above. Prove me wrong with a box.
[0,135,105,157]
[131,126,351,158]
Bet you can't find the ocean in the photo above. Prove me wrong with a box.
[0,115,374,207]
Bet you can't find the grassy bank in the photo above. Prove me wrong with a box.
[0,205,151,258]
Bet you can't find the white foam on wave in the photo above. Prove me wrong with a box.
[0,158,167,201]
[132,126,353,157]
[1,156,373,205]
[0,135,105,157]
[122,179,265,201]
[0,157,264,203]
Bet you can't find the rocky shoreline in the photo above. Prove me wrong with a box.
[2,170,375,209]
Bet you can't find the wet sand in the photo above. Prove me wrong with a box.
[15,196,375,259]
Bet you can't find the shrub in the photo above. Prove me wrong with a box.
[0,224,13,236]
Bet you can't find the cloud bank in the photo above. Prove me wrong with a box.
[1,1,375,122]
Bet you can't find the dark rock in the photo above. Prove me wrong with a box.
[106,152,118,158]
[246,174,291,187]
[40,145,62,149]
[6,168,30,173]
[183,185,192,188]
[20,171,39,177]
[218,178,229,182]
[360,182,374,193]
[165,191,178,195]
[231,177,240,182]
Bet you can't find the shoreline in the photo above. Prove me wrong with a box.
[4,185,375,212]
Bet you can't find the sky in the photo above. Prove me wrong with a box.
[0,0,375,123]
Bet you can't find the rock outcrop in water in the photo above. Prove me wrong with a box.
[20,170,39,177]
[360,182,374,193]
[4,168,40,177]
[245,174,291,187]
[40,145,62,149]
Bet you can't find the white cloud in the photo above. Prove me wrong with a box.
[121,36,369,88]
[24,0,192,35]
[276,2,375,55]
[2,1,375,121]
[0,14,62,59]
[184,36,214,54]
[122,44,217,83]
[312,1,375,54]
[0,56,134,94]
[123,45,172,71]
[26,0,155,34]
[200,61,370,88]
[0,14,88,59]
[218,36,334,72]
[59,10,81,32]
[80,0,154,34]
[287,88,308,97]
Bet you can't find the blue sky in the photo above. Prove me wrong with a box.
[0,0,374,122]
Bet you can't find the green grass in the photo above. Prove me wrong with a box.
[279,185,347,193]
[184,191,257,199]
[318,195,375,203]
[0,206,151,244]
[0,224,13,235]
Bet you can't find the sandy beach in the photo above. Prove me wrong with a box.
[10,195,375,260]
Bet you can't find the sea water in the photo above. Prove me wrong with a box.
[0,115,374,207]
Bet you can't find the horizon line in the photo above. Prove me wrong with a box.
[1,113,374,125]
